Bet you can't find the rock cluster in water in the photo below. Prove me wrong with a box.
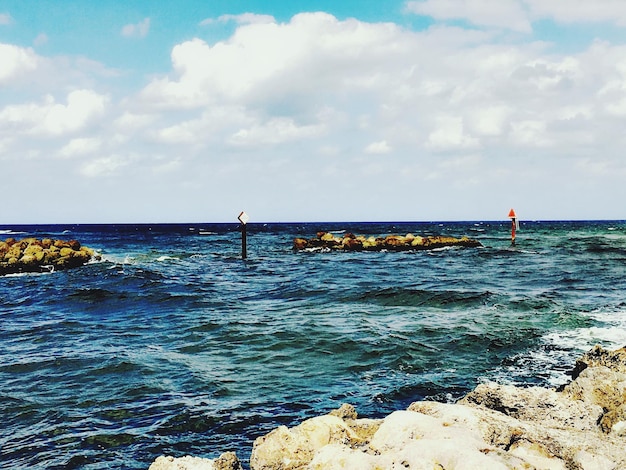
[293,232,482,251]
[0,237,99,275]
[150,345,626,470]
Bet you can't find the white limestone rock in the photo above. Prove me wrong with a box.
[149,452,241,470]
[149,455,215,470]
[250,414,374,470]
[150,345,626,470]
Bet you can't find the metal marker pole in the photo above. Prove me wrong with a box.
[241,223,247,259]
[511,218,516,246]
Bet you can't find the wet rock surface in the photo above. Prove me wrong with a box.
[0,237,100,275]
[293,231,482,251]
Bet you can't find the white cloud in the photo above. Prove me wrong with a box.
[510,57,583,93]
[406,0,532,33]
[510,120,550,146]
[0,13,12,25]
[121,18,150,38]
[468,106,512,136]
[113,112,157,132]
[406,0,626,31]
[139,13,408,109]
[525,0,626,26]
[0,43,119,95]
[80,154,130,177]
[156,120,202,145]
[0,89,108,137]
[6,10,626,221]
[151,106,251,144]
[0,43,39,84]
[228,117,325,147]
[200,13,276,26]
[124,9,626,216]
[426,116,480,150]
[605,98,626,116]
[59,137,102,158]
[365,140,392,154]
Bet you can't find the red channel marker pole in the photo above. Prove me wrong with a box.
[508,208,517,246]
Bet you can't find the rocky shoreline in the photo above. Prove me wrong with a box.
[150,345,626,470]
[0,237,99,275]
[293,232,482,251]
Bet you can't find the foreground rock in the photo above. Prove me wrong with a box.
[0,237,100,275]
[148,452,242,470]
[293,232,482,251]
[150,345,626,469]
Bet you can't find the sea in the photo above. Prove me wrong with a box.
[1,220,626,469]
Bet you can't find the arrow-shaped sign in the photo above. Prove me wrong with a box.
[238,211,249,225]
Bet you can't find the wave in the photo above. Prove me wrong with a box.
[490,304,626,388]
[2,271,53,278]
[3,220,626,469]
[585,244,626,257]
[68,288,116,302]
[351,287,493,308]
[156,255,179,262]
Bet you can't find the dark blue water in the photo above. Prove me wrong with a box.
[2,221,626,469]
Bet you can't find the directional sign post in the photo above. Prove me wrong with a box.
[238,211,249,259]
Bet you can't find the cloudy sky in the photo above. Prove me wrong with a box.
[2,0,626,223]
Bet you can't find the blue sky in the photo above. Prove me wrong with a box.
[1,0,626,223]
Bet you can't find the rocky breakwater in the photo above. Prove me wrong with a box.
[0,237,100,275]
[150,345,626,469]
[293,232,482,252]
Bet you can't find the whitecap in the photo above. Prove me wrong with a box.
[99,254,133,265]
[4,270,52,278]
[303,247,331,253]
[522,309,626,386]
[584,309,626,346]
[156,255,179,262]
[428,246,458,253]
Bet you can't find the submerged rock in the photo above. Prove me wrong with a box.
[0,237,100,275]
[293,232,482,252]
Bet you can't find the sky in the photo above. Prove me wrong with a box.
[1,0,626,224]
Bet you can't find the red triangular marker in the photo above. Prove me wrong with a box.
[508,209,517,218]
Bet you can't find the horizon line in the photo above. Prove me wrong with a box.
[2,218,626,227]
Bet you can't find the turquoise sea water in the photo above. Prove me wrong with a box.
[1,221,626,469]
